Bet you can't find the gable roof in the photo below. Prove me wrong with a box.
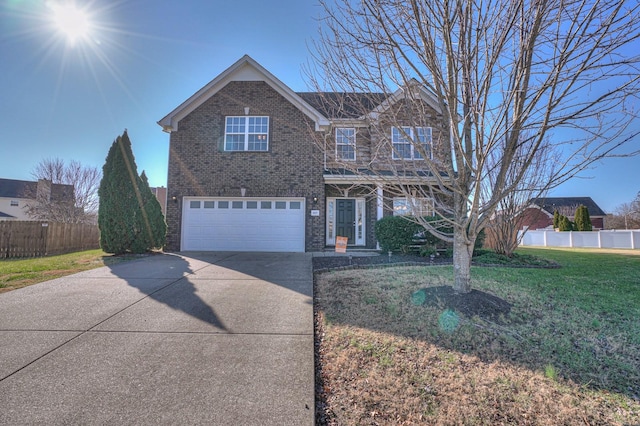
[158,55,330,132]
[529,197,607,217]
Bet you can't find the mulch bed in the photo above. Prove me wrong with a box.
[312,253,451,272]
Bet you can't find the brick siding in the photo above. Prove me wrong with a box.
[166,81,325,251]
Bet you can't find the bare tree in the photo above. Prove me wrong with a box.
[485,135,557,256]
[26,157,101,224]
[607,192,640,229]
[307,0,640,292]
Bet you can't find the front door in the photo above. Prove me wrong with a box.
[336,199,356,244]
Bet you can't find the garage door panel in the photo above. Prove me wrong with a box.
[182,198,305,252]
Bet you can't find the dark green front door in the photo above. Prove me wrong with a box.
[336,199,356,244]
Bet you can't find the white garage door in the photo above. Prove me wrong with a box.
[181,197,305,252]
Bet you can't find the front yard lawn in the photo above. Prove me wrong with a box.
[315,247,640,425]
[0,249,133,293]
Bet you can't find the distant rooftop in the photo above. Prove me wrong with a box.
[529,197,606,216]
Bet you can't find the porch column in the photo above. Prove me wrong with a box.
[376,185,384,250]
[376,185,384,221]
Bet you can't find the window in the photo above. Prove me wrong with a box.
[247,201,258,209]
[10,200,19,207]
[190,201,201,209]
[225,116,269,151]
[335,128,355,160]
[393,197,434,217]
[391,126,432,160]
[204,201,215,208]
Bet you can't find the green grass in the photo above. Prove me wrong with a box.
[0,249,133,292]
[315,247,640,424]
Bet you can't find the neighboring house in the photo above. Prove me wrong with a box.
[158,55,448,252]
[0,178,74,221]
[520,197,607,230]
[150,186,168,217]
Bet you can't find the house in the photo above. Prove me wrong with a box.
[0,178,75,221]
[150,186,168,217]
[158,55,448,252]
[520,197,607,230]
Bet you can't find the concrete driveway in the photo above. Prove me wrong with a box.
[0,252,314,425]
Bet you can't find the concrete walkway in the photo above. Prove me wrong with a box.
[0,252,314,425]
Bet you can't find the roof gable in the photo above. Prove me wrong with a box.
[158,55,330,132]
[368,80,442,119]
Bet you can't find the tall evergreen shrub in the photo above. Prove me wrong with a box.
[574,205,593,231]
[98,131,165,254]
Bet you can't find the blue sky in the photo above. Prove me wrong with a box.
[1,0,638,213]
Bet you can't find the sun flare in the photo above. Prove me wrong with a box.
[50,2,91,45]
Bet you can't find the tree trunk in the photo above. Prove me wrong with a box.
[453,231,473,293]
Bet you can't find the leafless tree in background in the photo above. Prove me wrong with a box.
[607,192,640,229]
[484,135,557,256]
[307,0,640,292]
[26,157,101,224]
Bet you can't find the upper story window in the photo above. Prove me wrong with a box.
[391,126,432,160]
[335,128,356,161]
[10,200,19,207]
[225,116,269,151]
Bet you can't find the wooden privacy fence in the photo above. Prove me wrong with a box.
[0,221,100,259]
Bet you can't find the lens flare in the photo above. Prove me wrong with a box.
[50,2,91,45]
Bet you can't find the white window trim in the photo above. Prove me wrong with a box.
[393,197,435,217]
[224,116,269,152]
[326,197,366,246]
[335,127,356,161]
[391,126,432,160]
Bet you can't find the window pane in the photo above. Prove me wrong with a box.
[393,199,409,216]
[290,201,301,209]
[218,201,229,209]
[261,201,272,209]
[247,201,258,209]
[190,201,201,209]
[275,201,286,209]
[204,201,215,208]
[225,134,245,151]
[232,201,243,209]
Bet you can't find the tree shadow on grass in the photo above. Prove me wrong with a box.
[313,262,640,404]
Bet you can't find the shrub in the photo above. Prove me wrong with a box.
[374,216,422,253]
[558,214,574,231]
[574,205,592,231]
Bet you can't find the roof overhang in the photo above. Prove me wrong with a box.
[158,55,330,133]
[323,168,444,185]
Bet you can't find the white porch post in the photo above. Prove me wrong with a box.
[376,185,384,250]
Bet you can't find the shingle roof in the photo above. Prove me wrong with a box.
[0,178,36,198]
[0,178,74,201]
[529,197,607,216]
[297,92,388,119]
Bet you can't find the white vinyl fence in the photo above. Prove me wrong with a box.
[520,229,640,249]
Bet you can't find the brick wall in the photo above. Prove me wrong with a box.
[166,81,325,251]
